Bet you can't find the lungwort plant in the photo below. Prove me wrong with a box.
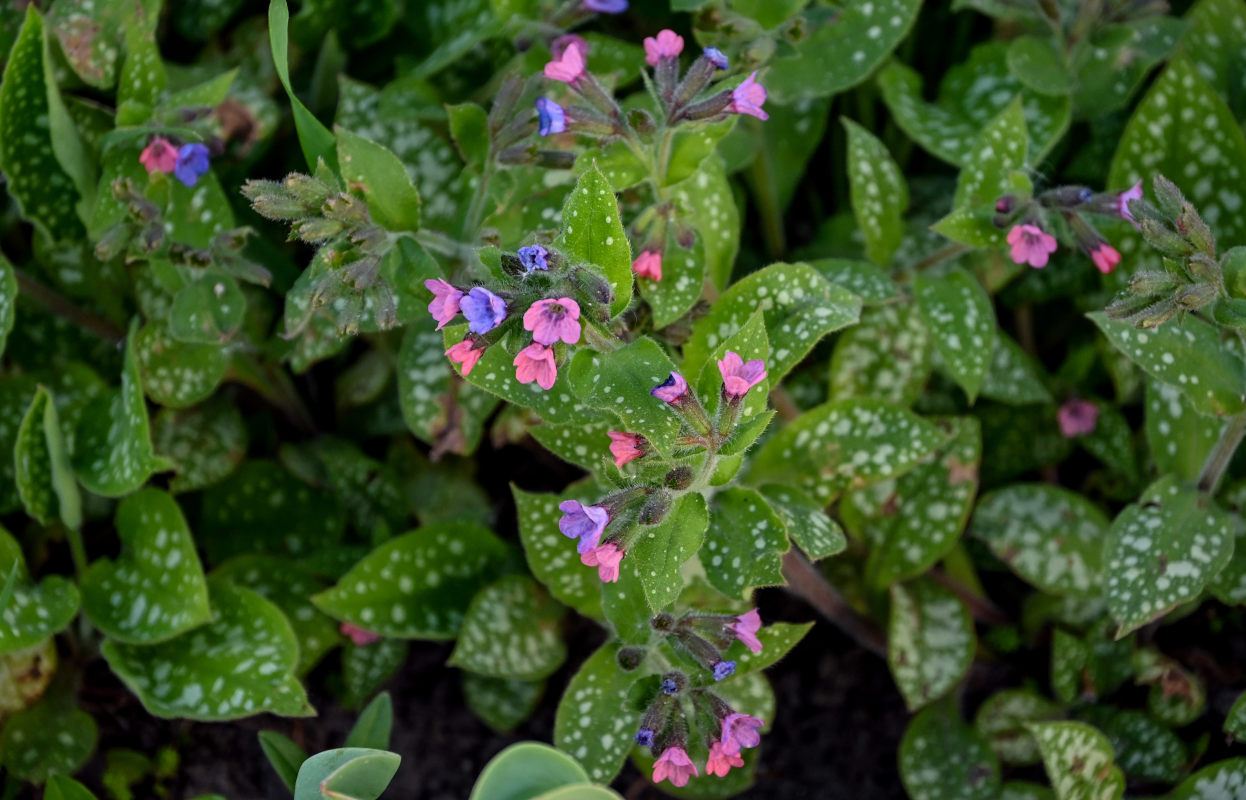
[3,0,1246,799]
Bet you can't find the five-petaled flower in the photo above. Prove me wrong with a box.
[581,542,624,582]
[1090,242,1121,274]
[607,431,647,468]
[558,500,609,553]
[424,279,463,330]
[174,143,211,187]
[635,728,656,748]
[705,740,744,777]
[524,298,581,345]
[731,609,763,654]
[704,47,728,70]
[712,660,736,681]
[461,287,508,334]
[535,98,567,137]
[651,372,689,404]
[340,622,380,647]
[1006,224,1058,268]
[632,250,663,281]
[720,713,764,756]
[514,343,559,390]
[140,137,178,174]
[545,41,586,84]
[718,351,767,398]
[446,340,485,376]
[1058,398,1099,438]
[644,30,684,66]
[728,72,768,120]
[653,746,698,788]
[1117,180,1144,230]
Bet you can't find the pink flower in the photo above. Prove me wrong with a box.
[607,431,646,468]
[523,298,581,345]
[1058,398,1099,438]
[644,30,684,66]
[446,339,485,376]
[514,343,558,390]
[730,609,763,654]
[1090,242,1121,274]
[652,746,698,787]
[424,278,463,330]
[340,622,380,647]
[651,372,688,403]
[728,72,768,120]
[1117,180,1144,229]
[551,34,588,60]
[140,137,179,173]
[632,250,662,281]
[720,712,764,756]
[1006,224,1058,268]
[544,41,586,84]
[705,740,744,777]
[717,351,767,399]
[580,542,624,582]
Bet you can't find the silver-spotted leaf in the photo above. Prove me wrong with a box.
[915,267,997,401]
[450,575,566,681]
[1027,721,1125,800]
[628,493,708,612]
[553,643,640,784]
[703,488,789,599]
[556,163,632,317]
[899,701,1001,800]
[0,528,78,654]
[888,579,975,710]
[513,485,603,620]
[844,119,907,266]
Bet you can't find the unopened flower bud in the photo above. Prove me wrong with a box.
[1140,218,1195,258]
[498,144,536,166]
[1187,253,1222,284]
[293,217,344,243]
[672,55,717,108]
[535,149,577,170]
[242,179,306,220]
[660,671,687,695]
[679,90,733,122]
[664,466,693,490]
[1176,283,1217,310]
[617,647,645,671]
[94,224,132,261]
[571,266,615,306]
[628,108,656,135]
[283,173,334,206]
[639,490,673,525]
[1127,270,1179,296]
[1178,202,1216,257]
[1152,174,1185,218]
[488,74,525,134]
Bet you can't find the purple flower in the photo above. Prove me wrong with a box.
[174,143,211,187]
[558,500,609,553]
[460,287,507,334]
[728,72,768,120]
[535,98,566,137]
[712,660,736,681]
[704,47,728,70]
[650,372,688,403]
[731,609,763,654]
[424,279,463,330]
[1117,180,1144,230]
[720,713,763,755]
[660,678,679,695]
[518,243,550,272]
[584,0,627,12]
[635,728,655,747]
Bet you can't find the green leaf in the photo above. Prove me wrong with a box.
[600,565,651,645]
[268,0,337,171]
[1227,691,1246,741]
[1027,721,1125,800]
[1104,476,1237,637]
[765,0,920,101]
[899,701,1001,800]
[168,274,246,344]
[447,102,489,171]
[748,398,946,504]
[450,575,567,681]
[566,338,682,461]
[757,484,846,561]
[1183,0,1246,122]
[344,691,393,750]
[1007,36,1071,95]
[554,643,641,784]
[72,322,168,497]
[1078,706,1185,784]
[1146,382,1219,481]
[843,119,907,266]
[0,694,97,782]
[0,252,17,358]
[813,258,900,306]
[629,493,708,612]
[336,126,421,233]
[342,639,408,707]
[529,416,616,471]
[0,528,78,654]
[81,489,210,644]
[703,488,788,599]
[44,775,100,800]
[915,267,997,401]
[1089,312,1246,417]
[117,23,166,116]
[888,578,975,710]
[1169,759,1246,800]
[694,309,770,420]
[399,324,496,454]
[153,399,248,493]
[293,748,400,800]
[1070,19,1181,115]
[1000,783,1055,800]
[974,689,1062,766]
[469,741,590,800]
[258,730,307,794]
[664,119,735,188]
[462,673,544,734]
[979,333,1052,405]
[513,485,603,620]
[670,155,740,290]
[102,580,313,720]
[934,99,1029,248]
[829,302,932,407]
[683,262,862,385]
[0,7,85,240]
[313,522,508,639]
[134,322,228,408]
[556,163,632,317]
[971,485,1110,596]
[639,225,706,329]
[15,386,79,529]
[728,621,812,677]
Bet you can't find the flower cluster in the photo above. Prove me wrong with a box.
[996,181,1141,274]
[140,136,212,187]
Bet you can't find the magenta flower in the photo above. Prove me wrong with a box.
[446,340,485,376]
[340,622,380,646]
[644,30,684,66]
[718,351,767,399]
[1058,398,1099,438]
[720,713,764,756]
[551,33,589,60]
[558,500,609,553]
[424,279,463,330]
[632,250,662,281]
[1117,180,1144,230]
[1006,224,1058,268]
[652,746,698,788]
[607,431,646,468]
[140,137,178,174]
[731,609,763,654]
[461,287,508,334]
[651,372,688,404]
[544,41,586,84]
[514,343,558,390]
[705,740,744,777]
[584,0,627,12]
[523,298,582,345]
[728,72,768,120]
[581,542,624,582]
[1090,242,1121,274]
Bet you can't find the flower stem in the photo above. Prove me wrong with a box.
[15,269,125,343]
[780,550,887,658]
[1198,411,1246,494]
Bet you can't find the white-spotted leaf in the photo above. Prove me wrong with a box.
[628,493,708,612]
[757,484,846,561]
[1169,758,1246,800]
[554,643,641,784]
[557,163,632,317]
[0,528,78,654]
[1027,721,1125,800]
[829,302,932,407]
[449,575,566,681]
[888,579,975,710]
[916,267,997,401]
[703,488,789,599]
[1145,382,1219,481]
[152,399,247,494]
[899,701,1001,800]
[513,485,604,620]
[844,118,907,266]
[462,673,544,734]
[974,689,1062,766]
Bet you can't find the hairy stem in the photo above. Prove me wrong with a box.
[1198,411,1246,494]
[929,568,1009,626]
[781,550,888,658]
[15,269,125,343]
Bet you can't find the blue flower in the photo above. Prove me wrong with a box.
[535,98,567,137]
[173,143,211,187]
[660,678,679,695]
[518,244,550,272]
[712,660,736,681]
[704,47,728,70]
[635,728,656,747]
[584,0,627,12]
[460,287,508,334]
